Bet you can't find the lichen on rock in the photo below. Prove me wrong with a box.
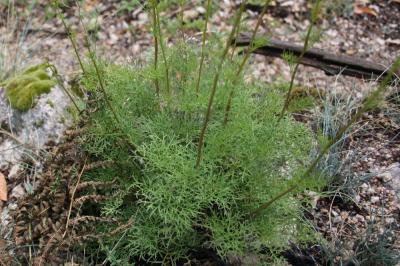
[0,63,73,245]
[1,63,56,111]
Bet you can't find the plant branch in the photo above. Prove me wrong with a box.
[195,0,248,168]
[63,157,87,238]
[154,3,171,94]
[223,0,272,126]
[248,57,400,219]
[179,0,185,40]
[47,62,82,113]
[151,4,160,96]
[195,0,212,94]
[53,0,86,74]
[79,13,120,124]
[277,0,321,122]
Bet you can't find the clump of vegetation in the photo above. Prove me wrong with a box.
[80,40,324,263]
[1,63,56,111]
[53,0,400,264]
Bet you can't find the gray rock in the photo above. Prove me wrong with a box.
[0,81,72,172]
[0,70,73,239]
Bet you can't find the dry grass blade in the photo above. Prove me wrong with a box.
[63,157,87,238]
[0,172,7,201]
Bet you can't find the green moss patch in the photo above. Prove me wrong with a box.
[1,63,56,111]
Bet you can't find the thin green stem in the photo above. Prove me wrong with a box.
[247,57,400,219]
[78,9,120,124]
[151,5,160,96]
[223,0,272,126]
[179,0,185,40]
[195,0,212,94]
[154,4,171,94]
[195,0,247,168]
[47,62,81,113]
[54,0,86,74]
[229,18,241,60]
[277,0,321,122]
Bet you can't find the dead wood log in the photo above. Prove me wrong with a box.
[234,32,399,81]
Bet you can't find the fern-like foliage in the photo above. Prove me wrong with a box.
[80,42,323,264]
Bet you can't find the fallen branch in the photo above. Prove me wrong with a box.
[234,32,399,81]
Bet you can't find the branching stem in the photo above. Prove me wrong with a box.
[47,62,82,113]
[195,1,247,168]
[84,33,120,123]
[179,0,185,40]
[277,0,321,122]
[151,5,160,96]
[223,0,272,126]
[154,4,171,94]
[54,0,86,74]
[195,0,212,94]
[248,57,400,219]
[72,3,120,123]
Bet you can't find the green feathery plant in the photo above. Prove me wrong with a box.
[77,1,330,263]
[278,0,322,122]
[73,1,120,124]
[81,43,320,264]
[65,0,400,264]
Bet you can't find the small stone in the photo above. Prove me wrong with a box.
[196,6,206,14]
[8,202,18,211]
[354,195,361,203]
[8,164,21,180]
[109,33,119,44]
[183,10,199,21]
[321,208,328,214]
[378,172,392,182]
[132,44,141,54]
[348,217,356,224]
[138,13,148,23]
[385,217,395,224]
[370,196,380,204]
[355,214,365,223]
[333,216,341,224]
[11,184,25,199]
